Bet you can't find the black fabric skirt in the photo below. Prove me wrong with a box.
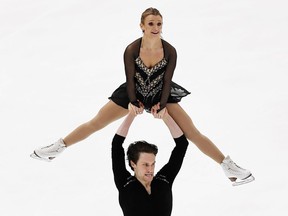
[109,81,190,110]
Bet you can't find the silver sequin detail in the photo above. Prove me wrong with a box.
[135,57,168,102]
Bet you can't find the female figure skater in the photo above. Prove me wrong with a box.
[31,7,254,186]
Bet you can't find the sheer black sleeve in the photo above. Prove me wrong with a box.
[159,40,177,111]
[124,38,177,110]
[123,38,141,107]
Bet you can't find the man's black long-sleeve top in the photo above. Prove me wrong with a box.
[111,134,189,216]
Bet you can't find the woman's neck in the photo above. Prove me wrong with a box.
[141,36,162,50]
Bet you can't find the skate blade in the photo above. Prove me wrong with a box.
[232,175,255,186]
[30,152,53,162]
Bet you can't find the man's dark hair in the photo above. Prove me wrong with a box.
[127,141,158,171]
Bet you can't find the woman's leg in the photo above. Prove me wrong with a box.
[166,103,225,164]
[63,100,128,146]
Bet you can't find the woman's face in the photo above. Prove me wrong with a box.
[140,15,163,37]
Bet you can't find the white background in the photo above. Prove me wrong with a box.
[1,0,287,215]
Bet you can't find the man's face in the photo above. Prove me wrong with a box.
[131,152,156,184]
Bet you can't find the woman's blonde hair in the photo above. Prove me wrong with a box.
[140,7,162,24]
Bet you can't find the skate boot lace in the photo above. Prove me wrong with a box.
[41,142,65,153]
[42,144,54,149]
[228,160,245,171]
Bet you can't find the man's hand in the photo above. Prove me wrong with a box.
[151,103,166,119]
[129,102,144,116]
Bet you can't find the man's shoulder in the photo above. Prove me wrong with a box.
[154,173,170,184]
[123,175,137,188]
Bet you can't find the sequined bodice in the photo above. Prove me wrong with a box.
[134,56,168,110]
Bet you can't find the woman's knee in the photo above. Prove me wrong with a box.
[86,117,107,132]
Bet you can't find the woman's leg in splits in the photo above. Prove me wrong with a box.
[166,103,255,185]
[31,101,128,161]
[166,103,225,164]
[63,100,128,146]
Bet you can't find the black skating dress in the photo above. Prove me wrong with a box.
[109,38,190,112]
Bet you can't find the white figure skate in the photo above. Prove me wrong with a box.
[221,156,255,186]
[30,139,66,162]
